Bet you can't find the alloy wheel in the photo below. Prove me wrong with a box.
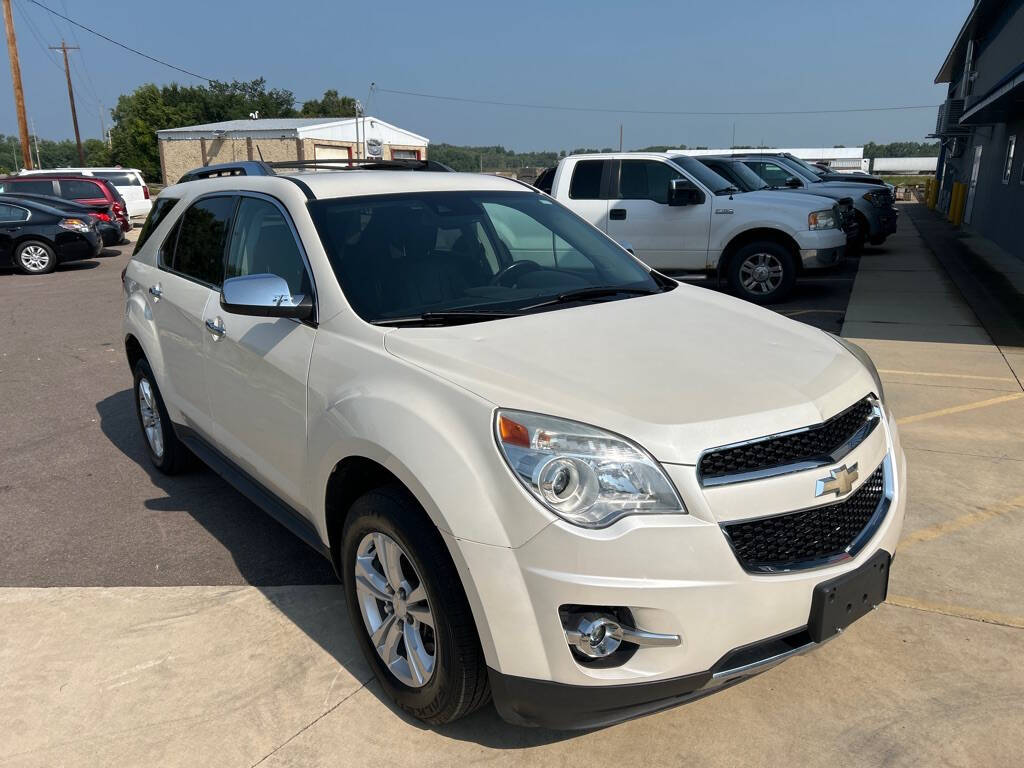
[354,531,436,688]
[739,252,784,295]
[137,377,164,459]
[20,245,51,272]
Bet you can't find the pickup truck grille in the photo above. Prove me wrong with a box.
[699,397,878,484]
[836,198,858,236]
[721,461,886,572]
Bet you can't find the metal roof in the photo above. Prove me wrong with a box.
[158,118,349,133]
[156,116,429,144]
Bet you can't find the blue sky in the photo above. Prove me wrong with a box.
[2,0,969,150]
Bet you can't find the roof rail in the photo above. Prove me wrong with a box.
[266,158,453,172]
[177,161,274,183]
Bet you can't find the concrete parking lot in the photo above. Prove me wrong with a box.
[1,205,1022,766]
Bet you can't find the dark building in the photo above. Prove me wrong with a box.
[933,0,1024,260]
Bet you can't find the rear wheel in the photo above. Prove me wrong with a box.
[341,486,489,724]
[133,359,190,474]
[727,241,796,304]
[15,240,56,275]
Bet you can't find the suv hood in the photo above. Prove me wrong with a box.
[384,286,873,465]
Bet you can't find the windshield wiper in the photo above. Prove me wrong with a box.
[521,286,658,312]
[372,310,520,327]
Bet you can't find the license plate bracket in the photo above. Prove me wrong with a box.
[808,550,891,643]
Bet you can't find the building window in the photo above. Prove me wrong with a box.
[1003,135,1016,184]
[392,149,420,160]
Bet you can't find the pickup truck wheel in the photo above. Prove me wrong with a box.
[133,359,190,474]
[728,242,796,304]
[342,486,489,724]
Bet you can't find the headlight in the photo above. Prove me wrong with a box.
[808,209,837,230]
[494,410,685,528]
[831,335,884,402]
[58,217,90,233]
[863,190,888,208]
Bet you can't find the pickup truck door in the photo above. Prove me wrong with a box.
[202,195,316,514]
[559,159,610,231]
[605,159,711,272]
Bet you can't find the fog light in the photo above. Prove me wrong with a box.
[567,614,623,658]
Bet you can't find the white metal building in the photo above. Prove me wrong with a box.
[156,117,430,184]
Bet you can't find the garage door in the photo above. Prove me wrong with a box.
[314,145,351,161]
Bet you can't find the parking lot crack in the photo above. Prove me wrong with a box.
[249,677,372,767]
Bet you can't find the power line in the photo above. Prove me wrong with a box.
[376,86,940,117]
[24,0,214,82]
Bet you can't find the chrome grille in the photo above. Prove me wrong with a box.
[699,398,878,485]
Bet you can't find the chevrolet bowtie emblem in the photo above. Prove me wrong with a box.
[816,463,859,498]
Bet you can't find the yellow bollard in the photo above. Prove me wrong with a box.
[953,182,968,226]
[947,182,957,221]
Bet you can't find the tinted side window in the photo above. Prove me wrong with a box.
[619,160,682,203]
[225,197,311,299]
[172,196,235,286]
[94,171,140,187]
[59,179,104,199]
[0,204,30,222]
[134,197,179,255]
[2,179,55,195]
[569,160,604,199]
[751,162,793,186]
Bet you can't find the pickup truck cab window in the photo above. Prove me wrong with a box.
[618,159,682,203]
[568,160,605,199]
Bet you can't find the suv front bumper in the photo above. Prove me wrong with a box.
[449,407,906,727]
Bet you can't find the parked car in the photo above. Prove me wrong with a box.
[122,166,906,728]
[548,153,848,302]
[0,175,131,233]
[19,166,151,219]
[0,197,102,274]
[0,192,123,247]
[733,155,899,247]
[780,154,889,186]
[695,156,862,247]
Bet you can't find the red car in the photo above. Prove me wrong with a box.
[0,174,132,234]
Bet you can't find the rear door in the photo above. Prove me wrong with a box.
[605,158,711,271]
[202,194,317,512]
[563,159,610,231]
[149,195,236,432]
[0,203,31,264]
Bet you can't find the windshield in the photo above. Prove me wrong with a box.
[784,155,830,179]
[667,155,736,193]
[775,156,821,183]
[705,160,767,191]
[309,191,665,325]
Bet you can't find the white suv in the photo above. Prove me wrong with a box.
[122,167,906,728]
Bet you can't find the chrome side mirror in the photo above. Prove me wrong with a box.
[220,274,312,320]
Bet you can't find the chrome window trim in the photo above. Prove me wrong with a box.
[0,203,31,223]
[698,397,880,488]
[719,453,893,575]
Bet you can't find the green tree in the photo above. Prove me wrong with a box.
[300,90,358,118]
[109,79,298,180]
[863,141,940,159]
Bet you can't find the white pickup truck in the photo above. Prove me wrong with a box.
[548,153,847,302]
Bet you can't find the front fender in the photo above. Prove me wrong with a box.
[305,327,556,550]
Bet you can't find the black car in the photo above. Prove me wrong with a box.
[0,197,102,274]
[0,192,123,247]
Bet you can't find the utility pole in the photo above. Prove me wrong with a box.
[619,124,623,152]
[2,0,34,169]
[51,40,84,165]
[31,117,41,169]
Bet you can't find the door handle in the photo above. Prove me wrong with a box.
[205,318,226,339]
[610,208,627,220]
[148,284,162,300]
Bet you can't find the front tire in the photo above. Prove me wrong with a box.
[727,241,796,304]
[133,359,190,474]
[341,486,489,724]
[15,240,57,275]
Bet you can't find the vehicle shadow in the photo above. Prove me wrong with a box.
[95,388,574,749]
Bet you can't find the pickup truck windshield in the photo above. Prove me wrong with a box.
[667,155,735,193]
[309,191,665,325]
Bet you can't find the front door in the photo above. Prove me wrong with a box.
[606,159,711,271]
[964,145,983,225]
[203,195,317,514]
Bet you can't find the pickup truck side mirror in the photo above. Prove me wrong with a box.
[668,179,706,206]
[785,176,803,188]
[221,273,313,320]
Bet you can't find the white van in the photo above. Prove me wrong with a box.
[19,167,152,220]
